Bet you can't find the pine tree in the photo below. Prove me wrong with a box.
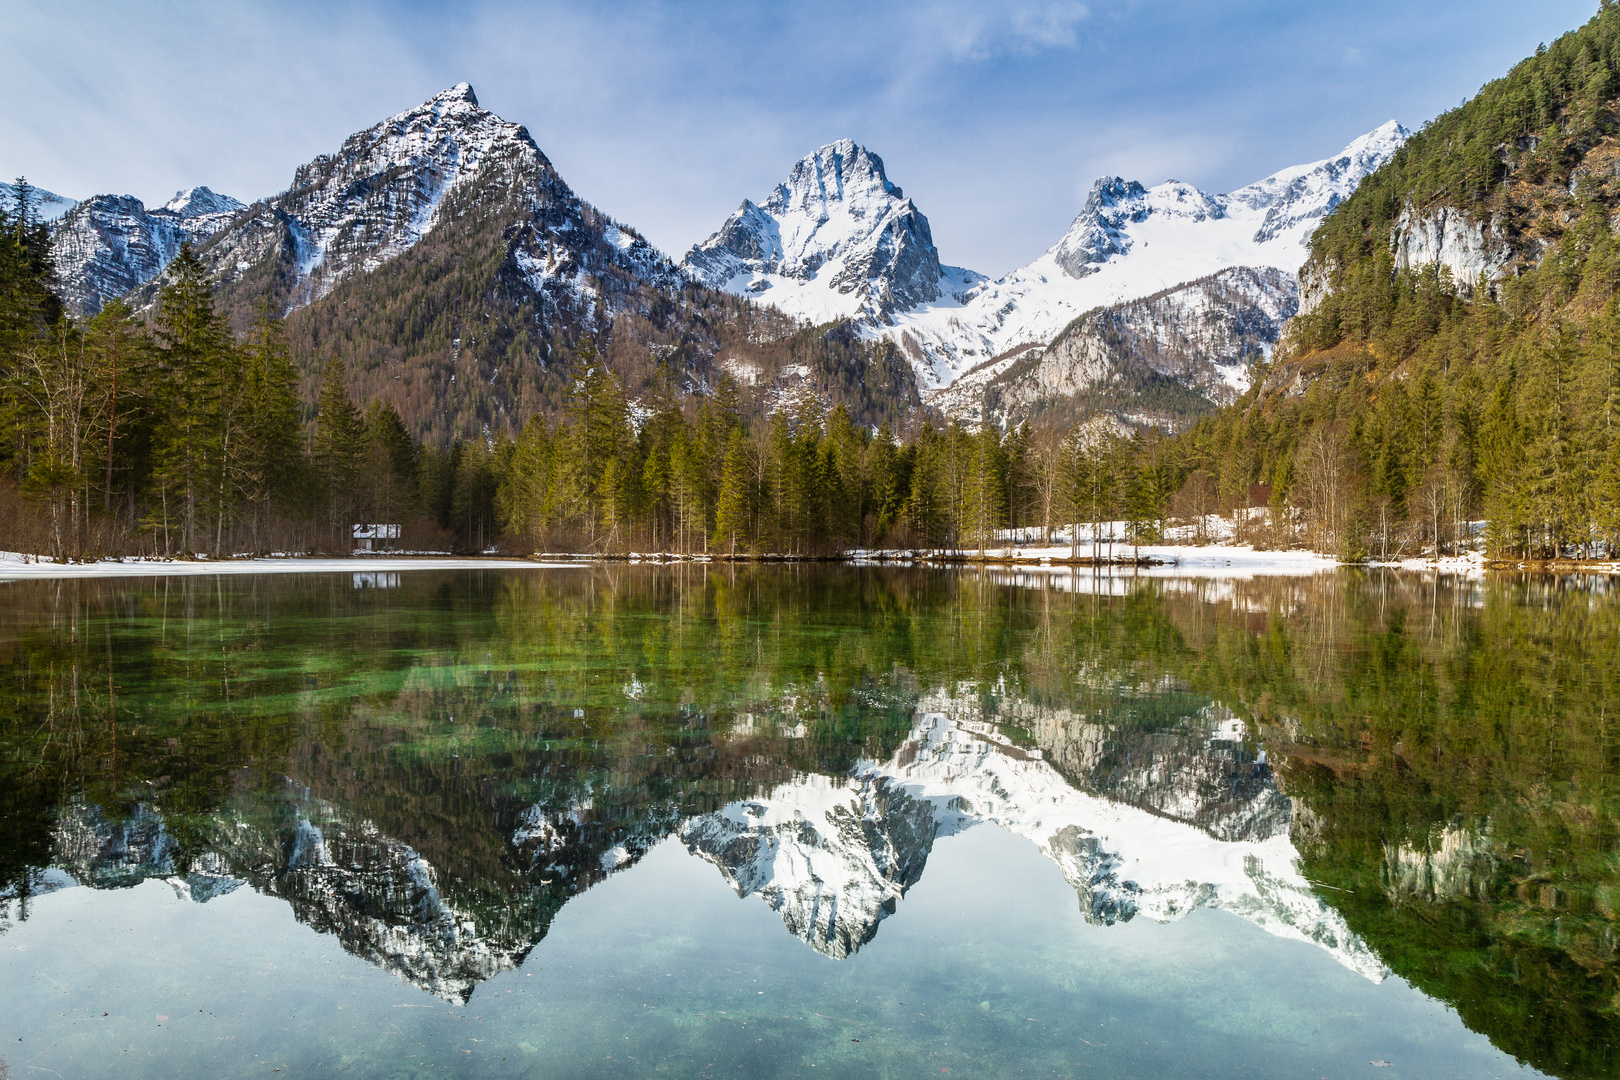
[712,429,751,555]
[362,398,418,528]
[83,300,152,522]
[150,244,234,554]
[240,305,303,548]
[313,357,365,541]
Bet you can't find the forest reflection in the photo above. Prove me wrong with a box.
[0,566,1616,1078]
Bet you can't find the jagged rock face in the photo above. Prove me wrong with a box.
[680,774,939,958]
[954,266,1299,429]
[261,814,529,1004]
[1382,821,1499,904]
[927,688,1292,844]
[682,139,982,324]
[1052,178,1225,278]
[50,801,181,888]
[1389,205,1514,294]
[885,122,1407,393]
[49,186,244,314]
[160,83,674,324]
[511,787,685,893]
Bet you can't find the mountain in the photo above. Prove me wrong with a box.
[48,790,547,1004]
[681,139,984,325]
[165,83,672,325]
[49,185,244,314]
[885,122,1409,393]
[147,86,922,442]
[1196,5,1620,563]
[934,265,1299,430]
[0,181,77,223]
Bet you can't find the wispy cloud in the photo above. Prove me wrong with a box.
[0,0,1598,276]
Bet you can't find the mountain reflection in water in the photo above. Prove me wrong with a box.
[1,566,1616,1078]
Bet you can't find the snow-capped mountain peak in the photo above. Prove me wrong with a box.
[1051,176,1228,279]
[885,121,1408,393]
[186,81,655,313]
[50,184,245,314]
[159,186,244,219]
[682,707,1387,976]
[761,138,903,221]
[1228,119,1409,243]
[682,139,983,324]
[433,81,478,106]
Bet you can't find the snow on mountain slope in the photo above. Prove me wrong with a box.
[682,707,1386,976]
[945,265,1300,429]
[161,185,245,220]
[0,181,77,223]
[49,185,244,314]
[185,83,674,321]
[885,121,1409,389]
[681,139,984,325]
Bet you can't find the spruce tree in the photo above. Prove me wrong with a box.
[712,430,750,555]
[151,244,233,554]
[313,357,364,541]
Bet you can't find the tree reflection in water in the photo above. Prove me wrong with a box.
[0,566,1615,1077]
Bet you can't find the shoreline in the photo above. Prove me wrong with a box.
[0,545,1573,582]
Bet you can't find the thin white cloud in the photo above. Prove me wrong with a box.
[0,0,1599,278]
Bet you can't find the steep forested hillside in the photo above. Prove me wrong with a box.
[1172,2,1620,559]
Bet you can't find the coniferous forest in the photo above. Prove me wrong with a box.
[0,191,1177,560]
[9,5,1620,561]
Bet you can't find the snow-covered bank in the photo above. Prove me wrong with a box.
[0,553,578,582]
[852,542,1339,578]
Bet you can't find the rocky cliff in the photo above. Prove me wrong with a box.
[938,266,1299,429]
[682,139,983,325]
[49,186,244,314]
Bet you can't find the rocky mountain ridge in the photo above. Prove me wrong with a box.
[44,787,545,1003]
[935,265,1299,429]
[884,121,1409,392]
[164,83,675,328]
[24,86,1403,438]
[1,180,77,223]
[49,185,244,314]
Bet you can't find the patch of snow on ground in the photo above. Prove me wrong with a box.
[0,554,578,582]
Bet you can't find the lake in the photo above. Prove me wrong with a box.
[1,565,1615,1079]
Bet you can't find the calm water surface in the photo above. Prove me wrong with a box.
[1,566,1616,1079]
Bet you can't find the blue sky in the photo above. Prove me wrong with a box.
[2,0,1600,275]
